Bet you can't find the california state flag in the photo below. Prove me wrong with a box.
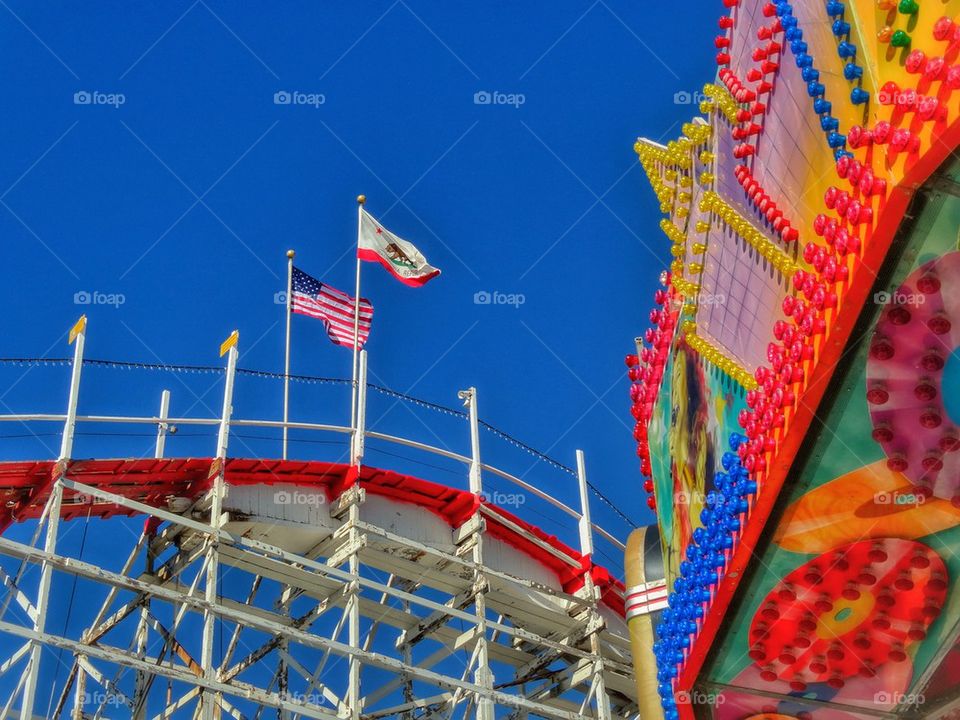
[358,208,441,287]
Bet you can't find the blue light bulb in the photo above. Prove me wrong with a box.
[851,87,870,104]
[813,97,832,114]
[844,63,863,80]
[826,0,844,17]
[838,41,856,59]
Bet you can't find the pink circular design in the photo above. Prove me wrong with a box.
[866,251,960,500]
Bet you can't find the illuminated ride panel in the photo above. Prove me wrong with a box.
[626,2,960,720]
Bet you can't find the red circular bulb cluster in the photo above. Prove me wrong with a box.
[749,539,947,687]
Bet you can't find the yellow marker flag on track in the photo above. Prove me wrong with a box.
[219,330,239,357]
[68,315,86,345]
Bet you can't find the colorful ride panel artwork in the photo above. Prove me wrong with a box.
[627,0,960,719]
[705,193,960,717]
[648,331,748,583]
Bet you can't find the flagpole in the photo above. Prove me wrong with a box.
[282,249,295,461]
[350,195,365,466]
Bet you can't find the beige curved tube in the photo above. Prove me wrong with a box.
[626,526,665,720]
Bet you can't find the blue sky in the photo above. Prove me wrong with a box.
[0,1,714,707]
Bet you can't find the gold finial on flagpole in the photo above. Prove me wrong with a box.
[286,249,295,259]
[357,194,366,205]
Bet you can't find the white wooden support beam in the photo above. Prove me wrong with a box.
[201,330,238,720]
[155,389,171,459]
[24,316,86,719]
[20,481,64,720]
[350,350,368,466]
[575,450,594,559]
[458,387,483,495]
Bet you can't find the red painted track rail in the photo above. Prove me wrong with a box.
[0,457,625,616]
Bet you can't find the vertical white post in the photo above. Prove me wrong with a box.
[283,249,295,461]
[346,348,366,718]
[155,390,171,459]
[201,331,237,720]
[347,515,361,720]
[59,317,85,461]
[575,449,611,720]
[350,195,366,454]
[21,315,85,720]
[457,386,493,719]
[216,333,238,459]
[460,387,482,495]
[344,197,367,713]
[351,350,368,466]
[72,667,87,720]
[576,449,594,558]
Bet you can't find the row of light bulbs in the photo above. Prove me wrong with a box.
[702,82,742,124]
[700,191,797,275]
[684,328,759,390]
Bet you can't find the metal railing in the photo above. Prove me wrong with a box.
[0,331,629,566]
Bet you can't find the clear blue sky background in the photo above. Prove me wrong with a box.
[0,1,714,707]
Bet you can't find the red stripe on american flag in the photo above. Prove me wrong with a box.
[292,289,373,348]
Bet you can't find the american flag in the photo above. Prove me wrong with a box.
[291,267,373,349]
